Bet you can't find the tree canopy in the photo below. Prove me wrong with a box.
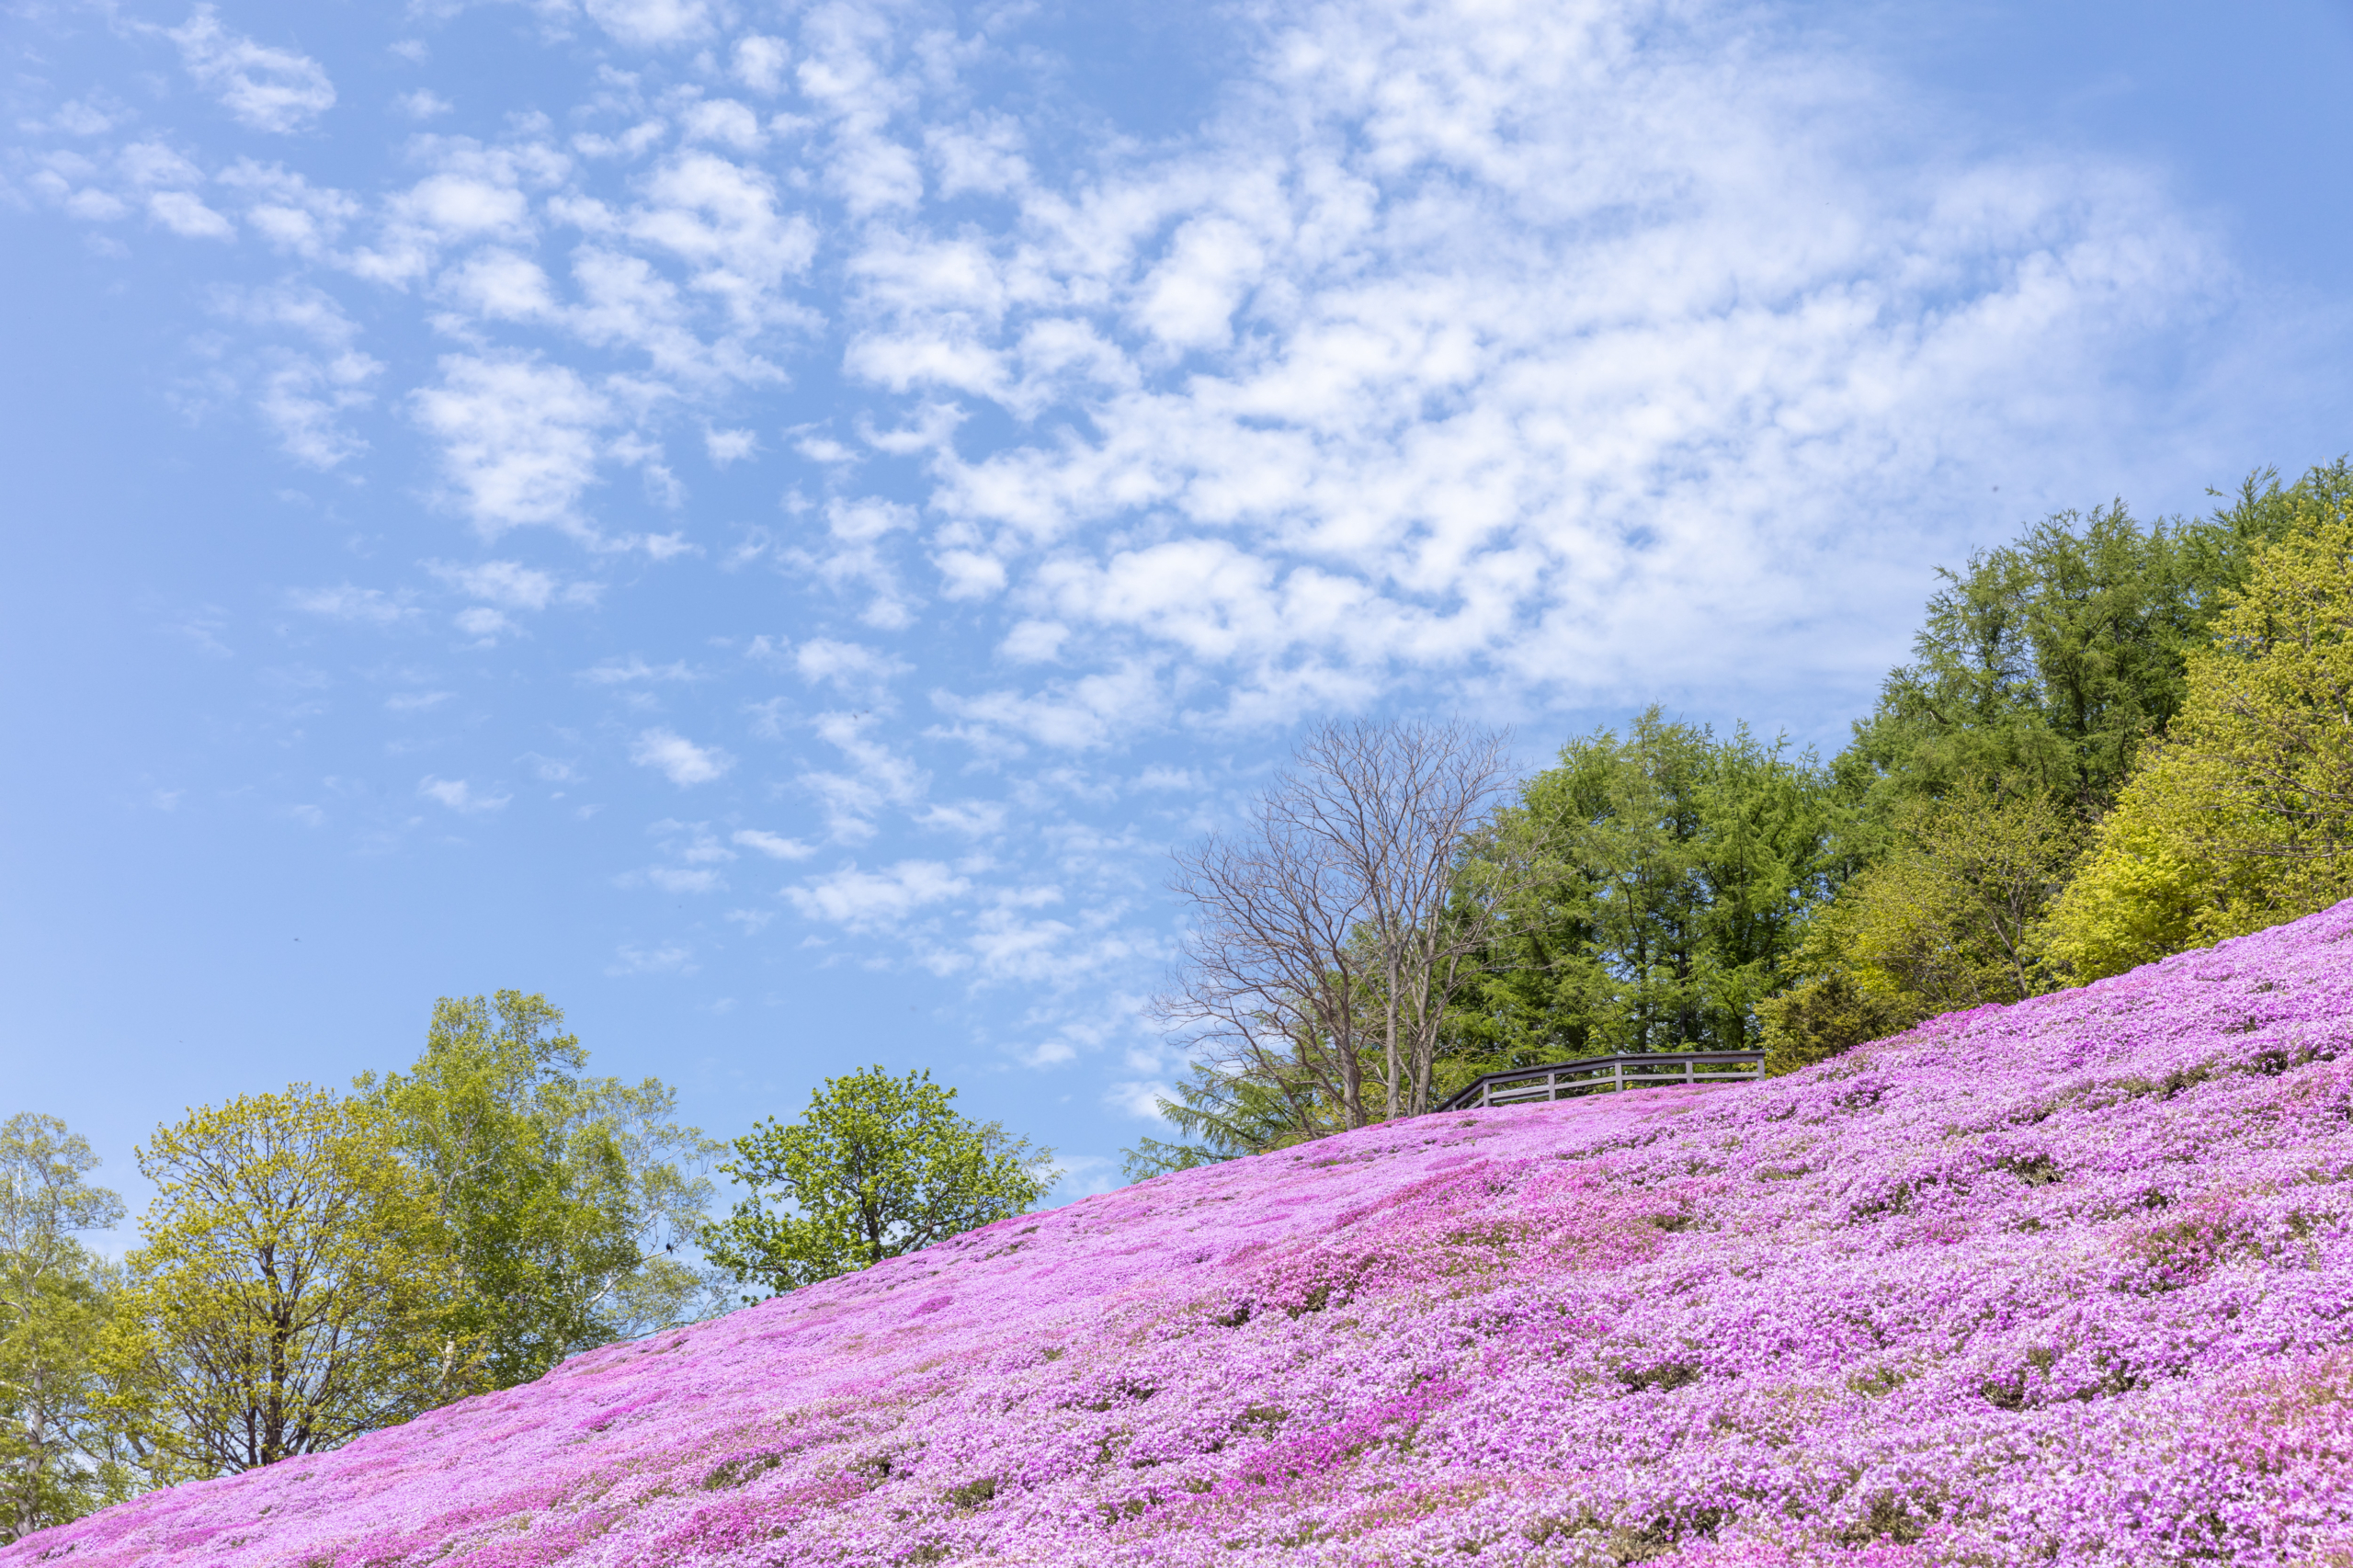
[358,991,720,1392]
[105,1088,459,1475]
[0,1115,131,1542]
[2044,485,2353,979]
[703,1067,1053,1298]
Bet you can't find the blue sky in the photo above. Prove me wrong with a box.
[6,0,2351,1221]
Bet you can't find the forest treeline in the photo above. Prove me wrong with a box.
[1128,458,2353,1172]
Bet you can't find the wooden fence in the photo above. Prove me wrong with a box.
[1436,1050,1766,1112]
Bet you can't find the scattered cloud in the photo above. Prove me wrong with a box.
[1048,1154,1125,1200]
[288,585,411,625]
[779,637,909,701]
[645,865,724,893]
[429,558,600,611]
[704,426,759,465]
[1106,1081,1174,1121]
[630,727,733,785]
[787,859,969,932]
[582,0,717,47]
[454,607,516,640]
[608,940,696,974]
[418,776,510,812]
[147,189,233,238]
[36,0,2345,1165]
[733,828,814,859]
[165,5,335,133]
[410,356,614,536]
[581,655,697,684]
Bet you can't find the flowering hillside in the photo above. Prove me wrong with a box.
[19,911,2353,1567]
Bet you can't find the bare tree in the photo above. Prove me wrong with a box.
[1158,719,1522,1129]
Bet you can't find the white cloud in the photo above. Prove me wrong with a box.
[147,189,233,238]
[934,662,1166,752]
[787,859,969,931]
[732,35,790,95]
[630,727,733,785]
[418,776,510,812]
[583,0,714,47]
[789,637,908,699]
[118,141,204,188]
[928,116,1029,199]
[704,426,759,465]
[165,6,335,134]
[455,606,515,640]
[608,940,696,974]
[1048,1154,1125,1200]
[288,585,410,624]
[915,801,1006,836]
[998,619,1066,663]
[1106,1081,1174,1122]
[627,153,817,321]
[215,160,358,257]
[257,351,382,466]
[581,655,697,684]
[410,356,613,535]
[430,559,598,610]
[439,248,557,320]
[1133,764,1199,791]
[1133,216,1263,353]
[394,89,452,120]
[798,711,926,841]
[733,828,814,859]
[646,865,723,893]
[681,98,763,152]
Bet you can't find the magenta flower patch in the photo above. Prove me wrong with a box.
[17,903,2353,1565]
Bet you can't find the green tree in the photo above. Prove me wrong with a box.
[2043,491,2353,979]
[1755,462,2353,1070]
[358,992,722,1392]
[704,1068,1053,1298]
[0,1115,131,1542]
[1449,710,1836,1074]
[104,1087,460,1474]
[1756,778,2080,1073]
[1837,462,2353,831]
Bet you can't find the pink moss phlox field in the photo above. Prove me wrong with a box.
[20,911,2353,1565]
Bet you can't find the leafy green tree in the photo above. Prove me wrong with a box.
[1756,778,2080,1073]
[1838,462,2353,831]
[1841,504,2204,820]
[0,1115,131,1542]
[358,992,721,1392]
[104,1088,460,1474]
[704,1068,1053,1298]
[1756,462,2353,1069]
[1449,711,1836,1072]
[2043,491,2353,979]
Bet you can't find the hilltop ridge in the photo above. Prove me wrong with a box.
[15,906,2353,1567]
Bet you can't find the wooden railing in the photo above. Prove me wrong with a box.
[1437,1050,1766,1112]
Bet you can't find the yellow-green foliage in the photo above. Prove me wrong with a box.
[104,1087,464,1475]
[2045,502,2353,981]
[1759,780,2078,1073]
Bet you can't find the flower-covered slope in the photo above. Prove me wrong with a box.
[22,911,2353,1567]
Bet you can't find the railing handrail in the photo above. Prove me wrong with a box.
[1437,1050,1766,1113]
